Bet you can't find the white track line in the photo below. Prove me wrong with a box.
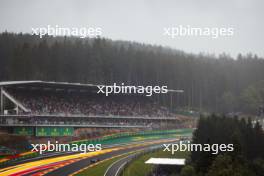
[115,162,127,176]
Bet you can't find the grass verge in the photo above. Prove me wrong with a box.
[74,153,131,176]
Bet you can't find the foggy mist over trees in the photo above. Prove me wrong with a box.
[0,32,263,114]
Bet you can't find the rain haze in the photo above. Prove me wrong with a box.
[0,0,263,57]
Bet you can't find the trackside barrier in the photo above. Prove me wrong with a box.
[71,128,193,146]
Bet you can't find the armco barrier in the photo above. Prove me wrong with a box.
[71,128,193,146]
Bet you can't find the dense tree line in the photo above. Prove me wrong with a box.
[182,115,264,176]
[0,32,264,114]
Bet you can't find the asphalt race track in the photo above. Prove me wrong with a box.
[45,139,175,176]
[104,152,139,176]
[0,138,177,176]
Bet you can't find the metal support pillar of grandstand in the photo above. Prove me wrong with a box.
[170,93,173,110]
[0,87,3,115]
[168,89,184,110]
[1,88,30,114]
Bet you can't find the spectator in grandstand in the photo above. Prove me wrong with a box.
[10,90,176,118]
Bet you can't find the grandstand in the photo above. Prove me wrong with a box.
[0,81,188,137]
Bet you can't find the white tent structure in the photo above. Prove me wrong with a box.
[145,158,186,165]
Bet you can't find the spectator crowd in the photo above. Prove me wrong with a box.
[11,90,175,117]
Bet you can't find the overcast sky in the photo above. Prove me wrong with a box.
[0,0,263,58]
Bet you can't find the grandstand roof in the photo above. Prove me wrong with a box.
[0,81,184,93]
[0,80,99,91]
